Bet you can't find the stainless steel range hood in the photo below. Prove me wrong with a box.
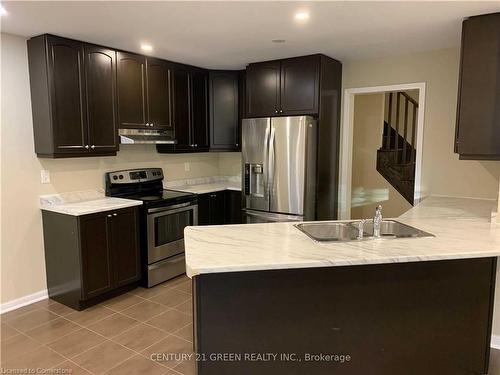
[119,129,176,145]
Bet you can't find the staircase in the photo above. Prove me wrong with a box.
[376,92,417,205]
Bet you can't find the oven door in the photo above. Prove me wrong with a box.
[147,202,198,264]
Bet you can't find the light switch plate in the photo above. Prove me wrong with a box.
[184,162,190,172]
[40,169,50,184]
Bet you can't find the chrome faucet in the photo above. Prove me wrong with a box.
[356,219,366,240]
[373,205,383,238]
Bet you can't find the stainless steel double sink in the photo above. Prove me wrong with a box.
[295,220,434,242]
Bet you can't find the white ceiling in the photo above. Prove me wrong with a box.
[2,1,500,69]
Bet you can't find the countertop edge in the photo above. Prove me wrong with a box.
[185,250,500,278]
[41,199,143,216]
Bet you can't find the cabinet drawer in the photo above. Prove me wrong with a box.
[148,254,186,288]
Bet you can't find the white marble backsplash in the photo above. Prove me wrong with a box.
[40,189,105,206]
[39,189,142,216]
[165,175,240,189]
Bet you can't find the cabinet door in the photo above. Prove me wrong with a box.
[280,55,320,115]
[109,208,141,287]
[80,213,113,299]
[246,61,281,117]
[209,192,226,225]
[117,52,147,128]
[191,70,209,151]
[209,71,239,150]
[47,36,88,153]
[456,13,500,159]
[224,190,242,224]
[197,193,211,225]
[172,67,192,149]
[84,45,118,153]
[146,58,173,130]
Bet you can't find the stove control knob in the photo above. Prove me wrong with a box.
[113,175,118,180]
[119,175,124,180]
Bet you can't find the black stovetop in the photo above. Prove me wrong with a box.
[125,189,196,205]
[105,168,196,208]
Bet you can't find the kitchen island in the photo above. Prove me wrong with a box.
[185,196,500,375]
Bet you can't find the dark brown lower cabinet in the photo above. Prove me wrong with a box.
[42,206,140,310]
[197,190,242,225]
[193,258,496,375]
[197,191,225,225]
[224,190,242,224]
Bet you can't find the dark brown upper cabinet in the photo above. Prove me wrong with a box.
[117,53,174,131]
[116,52,147,128]
[280,55,320,115]
[157,66,209,153]
[84,45,118,154]
[246,60,280,117]
[455,12,500,160]
[191,69,210,151]
[27,34,118,158]
[146,58,173,130]
[209,71,240,150]
[171,67,191,149]
[246,55,320,117]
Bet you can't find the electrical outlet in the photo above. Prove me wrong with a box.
[40,169,50,184]
[184,162,190,172]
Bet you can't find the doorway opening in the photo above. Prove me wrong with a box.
[339,83,426,220]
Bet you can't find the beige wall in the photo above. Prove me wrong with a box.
[218,152,241,176]
[351,93,412,219]
[343,47,500,200]
[0,33,236,304]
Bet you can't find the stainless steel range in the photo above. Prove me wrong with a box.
[105,168,197,287]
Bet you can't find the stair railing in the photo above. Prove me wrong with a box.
[383,92,418,164]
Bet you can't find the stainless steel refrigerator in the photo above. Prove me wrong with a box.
[242,116,317,223]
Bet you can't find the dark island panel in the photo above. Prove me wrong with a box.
[193,258,496,375]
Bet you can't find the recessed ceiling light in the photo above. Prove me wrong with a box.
[272,39,286,44]
[0,6,8,16]
[141,44,153,52]
[294,11,310,21]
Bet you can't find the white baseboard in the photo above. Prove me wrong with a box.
[0,289,48,314]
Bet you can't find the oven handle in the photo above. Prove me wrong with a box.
[147,202,195,214]
[148,204,199,225]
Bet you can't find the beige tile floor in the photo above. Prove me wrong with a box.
[2,273,500,375]
[1,274,193,375]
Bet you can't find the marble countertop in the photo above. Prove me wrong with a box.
[184,196,500,277]
[171,182,241,194]
[40,190,142,216]
[165,176,241,194]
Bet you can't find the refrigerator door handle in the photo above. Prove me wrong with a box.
[268,124,276,202]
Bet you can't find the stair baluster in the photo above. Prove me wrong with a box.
[377,91,419,206]
[386,93,393,150]
[411,105,417,163]
[395,93,401,162]
[403,98,409,162]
